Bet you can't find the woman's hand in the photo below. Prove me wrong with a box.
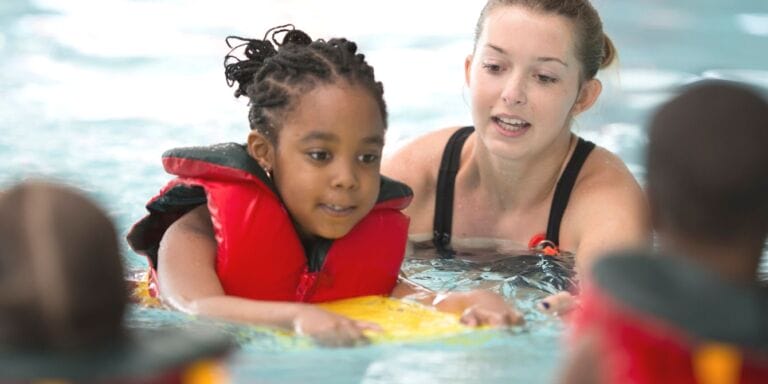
[392,278,523,327]
[433,290,524,327]
[292,305,381,347]
[537,291,579,316]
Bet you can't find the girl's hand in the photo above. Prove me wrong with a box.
[434,290,524,327]
[292,305,382,347]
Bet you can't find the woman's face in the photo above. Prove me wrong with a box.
[264,83,385,240]
[466,6,599,160]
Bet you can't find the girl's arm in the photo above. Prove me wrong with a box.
[157,205,379,346]
[391,275,523,326]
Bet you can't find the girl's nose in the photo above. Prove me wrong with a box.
[331,161,359,190]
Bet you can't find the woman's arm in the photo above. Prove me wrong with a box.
[571,182,649,274]
[391,275,524,326]
[541,149,650,316]
[157,205,379,346]
[565,148,650,275]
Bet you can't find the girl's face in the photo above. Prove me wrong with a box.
[255,83,385,239]
[466,6,600,160]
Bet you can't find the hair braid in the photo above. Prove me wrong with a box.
[224,25,386,144]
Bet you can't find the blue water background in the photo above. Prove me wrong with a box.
[1,0,767,382]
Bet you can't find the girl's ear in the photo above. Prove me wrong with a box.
[572,78,603,116]
[246,131,275,172]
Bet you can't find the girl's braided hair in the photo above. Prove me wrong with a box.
[224,25,387,144]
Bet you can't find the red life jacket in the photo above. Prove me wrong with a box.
[569,254,768,384]
[127,143,413,303]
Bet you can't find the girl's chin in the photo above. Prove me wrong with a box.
[310,224,356,240]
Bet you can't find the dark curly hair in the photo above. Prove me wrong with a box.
[224,25,387,144]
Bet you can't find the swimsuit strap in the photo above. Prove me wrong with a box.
[545,137,596,246]
[432,126,474,257]
[432,128,595,254]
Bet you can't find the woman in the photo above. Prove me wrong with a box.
[383,0,648,275]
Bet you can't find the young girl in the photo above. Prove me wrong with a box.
[383,0,648,275]
[128,25,520,347]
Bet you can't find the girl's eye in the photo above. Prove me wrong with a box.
[536,74,558,84]
[307,151,331,162]
[482,63,503,73]
[358,153,380,164]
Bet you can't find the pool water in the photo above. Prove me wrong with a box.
[2,0,767,382]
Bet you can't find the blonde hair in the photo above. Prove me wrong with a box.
[474,0,616,80]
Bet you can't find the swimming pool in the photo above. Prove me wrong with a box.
[2,0,767,382]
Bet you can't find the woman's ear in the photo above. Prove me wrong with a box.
[572,78,603,116]
[246,131,275,172]
[464,54,474,87]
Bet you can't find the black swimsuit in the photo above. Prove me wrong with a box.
[432,126,596,256]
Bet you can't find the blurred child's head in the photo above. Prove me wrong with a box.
[224,25,387,240]
[646,81,768,248]
[0,181,127,350]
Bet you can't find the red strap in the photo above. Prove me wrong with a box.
[295,268,318,302]
[528,233,559,256]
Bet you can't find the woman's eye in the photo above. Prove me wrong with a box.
[482,63,503,73]
[536,74,558,84]
[307,151,331,162]
[359,153,380,164]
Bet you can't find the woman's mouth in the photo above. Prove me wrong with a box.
[493,116,531,137]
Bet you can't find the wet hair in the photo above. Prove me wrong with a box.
[474,0,616,81]
[224,25,387,144]
[646,81,768,243]
[0,181,126,350]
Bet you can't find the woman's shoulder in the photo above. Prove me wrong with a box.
[385,126,467,163]
[573,144,644,205]
[382,126,468,191]
[564,142,649,265]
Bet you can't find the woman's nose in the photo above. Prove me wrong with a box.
[501,74,527,106]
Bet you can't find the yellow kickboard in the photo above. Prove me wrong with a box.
[318,295,471,343]
[129,272,471,343]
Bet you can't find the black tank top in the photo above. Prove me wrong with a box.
[432,126,596,256]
